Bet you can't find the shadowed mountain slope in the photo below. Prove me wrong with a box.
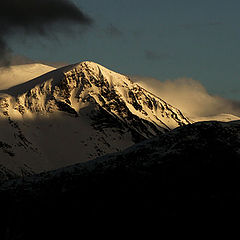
[1,120,240,238]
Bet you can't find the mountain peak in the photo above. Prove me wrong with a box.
[0,61,191,180]
[0,61,191,127]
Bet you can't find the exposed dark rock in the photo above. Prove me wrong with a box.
[55,100,78,117]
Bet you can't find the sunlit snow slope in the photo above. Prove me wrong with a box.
[0,61,191,180]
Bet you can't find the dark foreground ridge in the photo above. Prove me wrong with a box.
[1,120,240,238]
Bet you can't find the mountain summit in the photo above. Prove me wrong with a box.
[0,61,191,180]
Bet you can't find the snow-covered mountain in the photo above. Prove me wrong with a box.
[0,61,191,181]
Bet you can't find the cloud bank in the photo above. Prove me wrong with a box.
[132,76,240,119]
[0,0,93,65]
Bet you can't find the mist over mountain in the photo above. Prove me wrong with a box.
[0,64,56,90]
[134,76,240,121]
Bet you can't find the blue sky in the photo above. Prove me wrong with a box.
[9,0,240,100]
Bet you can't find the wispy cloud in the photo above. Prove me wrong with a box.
[144,50,171,61]
[132,76,240,118]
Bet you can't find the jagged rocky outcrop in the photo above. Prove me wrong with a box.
[0,61,191,181]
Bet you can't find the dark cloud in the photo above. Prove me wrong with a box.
[0,0,93,65]
[145,50,171,61]
[0,53,38,66]
[0,54,68,68]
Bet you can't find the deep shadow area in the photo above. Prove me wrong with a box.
[1,121,240,239]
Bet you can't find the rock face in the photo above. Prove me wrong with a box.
[0,61,191,180]
[1,120,240,239]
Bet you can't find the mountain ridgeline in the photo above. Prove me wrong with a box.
[0,61,191,181]
[1,120,240,239]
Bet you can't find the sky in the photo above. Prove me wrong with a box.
[2,0,240,101]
